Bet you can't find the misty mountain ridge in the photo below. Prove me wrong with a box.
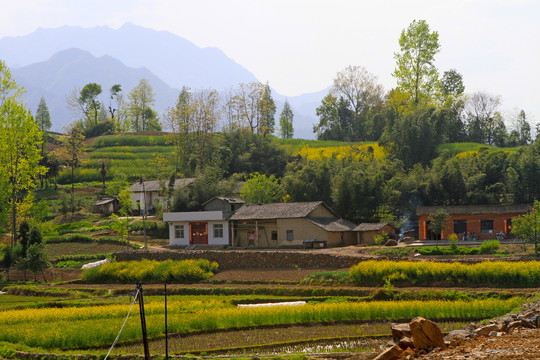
[0,23,327,137]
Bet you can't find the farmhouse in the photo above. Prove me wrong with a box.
[417,204,531,241]
[129,178,195,214]
[163,197,244,246]
[228,201,356,248]
[354,222,398,245]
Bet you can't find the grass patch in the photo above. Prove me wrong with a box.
[438,142,519,156]
[300,271,352,285]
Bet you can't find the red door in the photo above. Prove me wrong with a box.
[190,223,208,244]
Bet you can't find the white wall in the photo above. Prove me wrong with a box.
[168,220,230,246]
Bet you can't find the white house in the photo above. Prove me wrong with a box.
[129,178,195,214]
[163,197,244,246]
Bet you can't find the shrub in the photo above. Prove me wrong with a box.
[374,232,389,246]
[448,233,458,242]
[479,240,500,254]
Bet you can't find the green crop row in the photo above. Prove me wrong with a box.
[349,260,540,287]
[92,134,170,148]
[0,297,523,349]
[81,259,219,284]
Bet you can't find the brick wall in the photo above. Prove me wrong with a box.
[114,249,362,269]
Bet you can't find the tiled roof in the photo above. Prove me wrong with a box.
[416,204,531,216]
[353,222,394,232]
[229,201,328,220]
[307,217,356,232]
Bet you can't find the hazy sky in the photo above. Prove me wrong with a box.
[1,0,539,125]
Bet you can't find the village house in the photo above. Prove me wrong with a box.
[417,204,531,241]
[129,178,195,214]
[163,200,356,248]
[228,201,356,248]
[354,222,398,245]
[163,197,244,246]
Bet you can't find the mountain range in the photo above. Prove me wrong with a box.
[0,23,328,138]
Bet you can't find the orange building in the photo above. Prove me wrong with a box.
[417,204,530,241]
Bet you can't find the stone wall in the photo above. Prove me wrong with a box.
[114,249,363,270]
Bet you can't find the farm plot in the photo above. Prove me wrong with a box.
[0,294,524,352]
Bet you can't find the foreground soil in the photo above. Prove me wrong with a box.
[420,328,540,359]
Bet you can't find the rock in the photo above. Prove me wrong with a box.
[400,347,415,359]
[396,336,414,350]
[474,323,498,336]
[391,323,412,342]
[445,329,473,342]
[373,344,403,360]
[409,317,447,351]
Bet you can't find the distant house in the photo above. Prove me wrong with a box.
[417,204,530,241]
[228,201,356,248]
[93,197,119,215]
[163,197,244,246]
[354,223,398,245]
[129,178,195,214]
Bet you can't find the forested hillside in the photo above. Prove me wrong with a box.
[0,19,538,241]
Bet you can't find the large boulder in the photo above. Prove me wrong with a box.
[409,317,447,351]
[391,323,412,342]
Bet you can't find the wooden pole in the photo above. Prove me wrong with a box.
[164,283,168,360]
[137,283,150,360]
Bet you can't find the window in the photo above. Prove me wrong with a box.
[271,230,278,241]
[174,225,184,239]
[453,220,467,234]
[481,220,494,234]
[286,230,294,241]
[213,224,224,238]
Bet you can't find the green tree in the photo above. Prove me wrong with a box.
[35,97,52,135]
[259,84,276,136]
[279,99,294,139]
[55,123,86,215]
[127,79,157,132]
[440,69,465,98]
[428,209,450,246]
[16,243,50,281]
[512,201,540,255]
[241,172,283,204]
[18,220,30,257]
[393,20,441,106]
[313,94,353,141]
[0,62,46,247]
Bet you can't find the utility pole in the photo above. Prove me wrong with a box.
[139,177,148,249]
[137,283,150,360]
[164,283,168,360]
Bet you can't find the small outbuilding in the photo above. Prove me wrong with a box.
[353,223,398,245]
[93,197,119,215]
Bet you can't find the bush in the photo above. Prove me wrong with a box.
[374,232,389,246]
[479,240,500,254]
[129,220,169,238]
